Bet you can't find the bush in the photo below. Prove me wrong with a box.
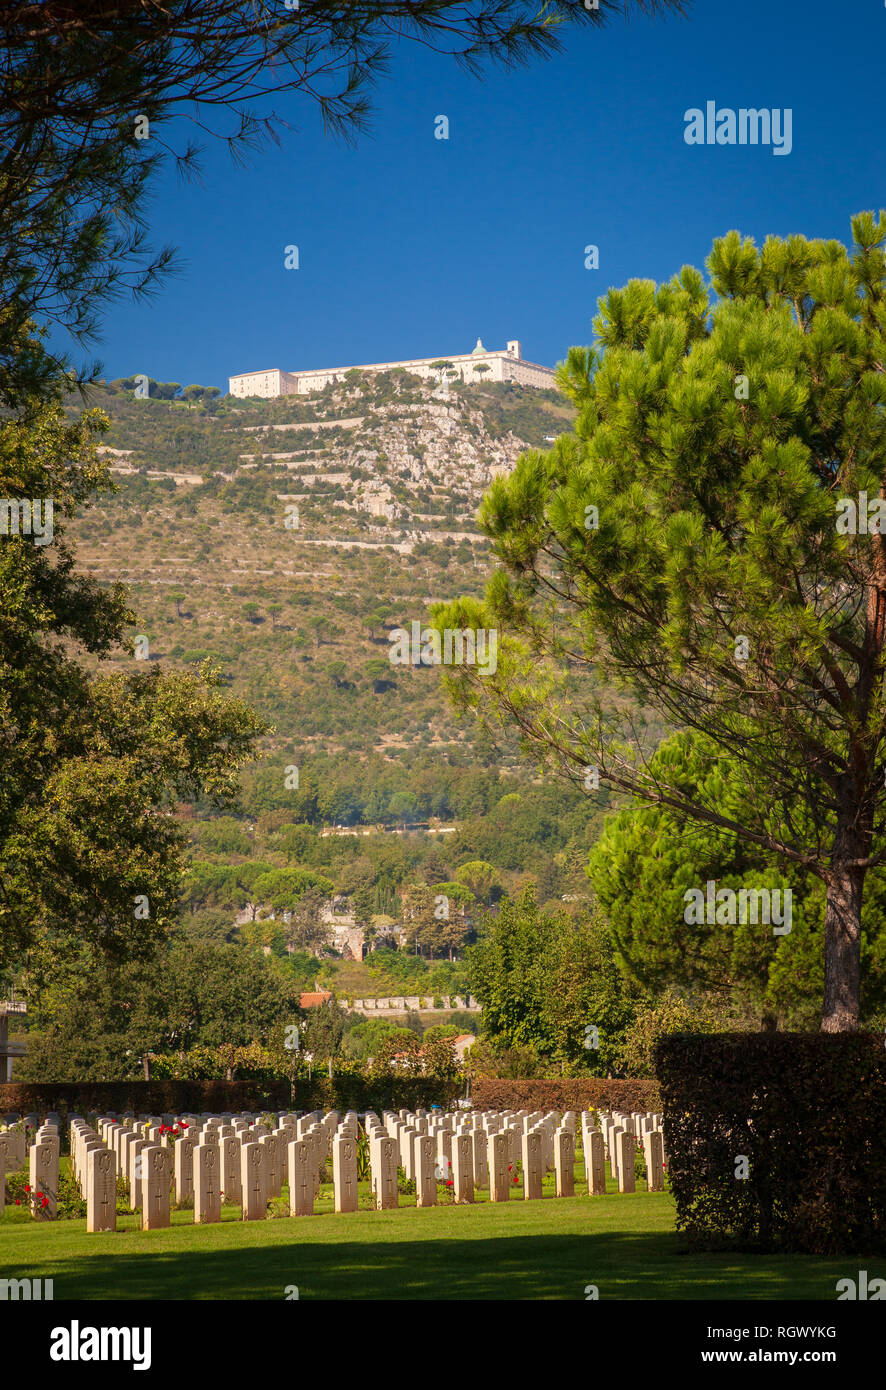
[654,1033,886,1255]
[471,1078,660,1112]
[0,1073,462,1117]
[616,992,719,1077]
[5,1166,86,1220]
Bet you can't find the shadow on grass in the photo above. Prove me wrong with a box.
[17,1230,860,1302]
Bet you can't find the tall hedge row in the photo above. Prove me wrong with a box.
[471,1078,660,1112]
[0,1075,462,1119]
[654,1033,886,1255]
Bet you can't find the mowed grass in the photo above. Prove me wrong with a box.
[2,1164,881,1300]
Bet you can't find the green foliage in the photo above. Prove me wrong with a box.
[655,1033,886,1254]
[467,891,637,1072]
[148,380,182,401]
[447,1009,478,1033]
[300,999,349,1062]
[355,1129,370,1179]
[423,1023,460,1043]
[453,860,502,904]
[341,1017,401,1062]
[471,1077,660,1109]
[251,868,336,912]
[0,382,268,982]
[196,816,253,857]
[5,1165,86,1220]
[19,942,300,1080]
[421,1035,460,1078]
[441,214,886,1030]
[615,991,719,1077]
[589,731,886,1027]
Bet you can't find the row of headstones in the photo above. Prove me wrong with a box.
[74,1110,344,1230]
[2,1106,668,1227]
[362,1106,667,1206]
[0,1114,59,1218]
[597,1110,667,1193]
[0,1109,336,1230]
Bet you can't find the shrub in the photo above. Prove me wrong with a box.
[654,1033,886,1255]
[0,1072,462,1115]
[471,1078,660,1112]
[616,992,719,1077]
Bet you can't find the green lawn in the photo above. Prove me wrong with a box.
[3,1167,880,1300]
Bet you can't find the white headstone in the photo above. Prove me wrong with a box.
[87,1148,116,1232]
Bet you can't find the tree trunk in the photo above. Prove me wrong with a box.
[821,849,865,1032]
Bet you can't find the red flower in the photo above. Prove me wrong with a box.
[512,1176,519,1185]
[24,1184,30,1193]
[507,1165,512,1172]
[15,1199,20,1206]
[446,1179,453,1187]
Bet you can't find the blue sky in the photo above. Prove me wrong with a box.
[79,0,885,391]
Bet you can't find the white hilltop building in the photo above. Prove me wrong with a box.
[228,337,555,399]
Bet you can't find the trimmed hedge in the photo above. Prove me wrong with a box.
[654,1032,886,1255]
[471,1078,660,1112]
[0,1075,462,1119]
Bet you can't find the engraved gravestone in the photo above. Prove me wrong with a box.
[260,1133,280,1199]
[220,1134,241,1206]
[332,1134,358,1214]
[554,1129,575,1198]
[472,1128,489,1189]
[452,1132,474,1204]
[644,1129,665,1192]
[522,1130,543,1201]
[87,1148,116,1233]
[370,1134,398,1211]
[416,1134,436,1208]
[29,1141,58,1219]
[618,1129,636,1194]
[288,1140,314,1217]
[488,1131,510,1203]
[194,1141,222,1224]
[240,1142,266,1221]
[130,1138,147,1208]
[174,1134,195,1206]
[585,1129,606,1195]
[142,1146,172,1230]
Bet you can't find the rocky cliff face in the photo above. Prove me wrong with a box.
[241,387,544,522]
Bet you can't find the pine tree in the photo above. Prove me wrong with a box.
[437,214,886,1031]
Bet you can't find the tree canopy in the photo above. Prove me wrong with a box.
[437,213,886,1031]
[0,333,268,991]
[588,731,886,1028]
[467,891,635,1070]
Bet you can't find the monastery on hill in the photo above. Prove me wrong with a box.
[228,337,555,398]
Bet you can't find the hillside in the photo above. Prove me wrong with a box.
[56,369,638,988]
[69,371,577,760]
